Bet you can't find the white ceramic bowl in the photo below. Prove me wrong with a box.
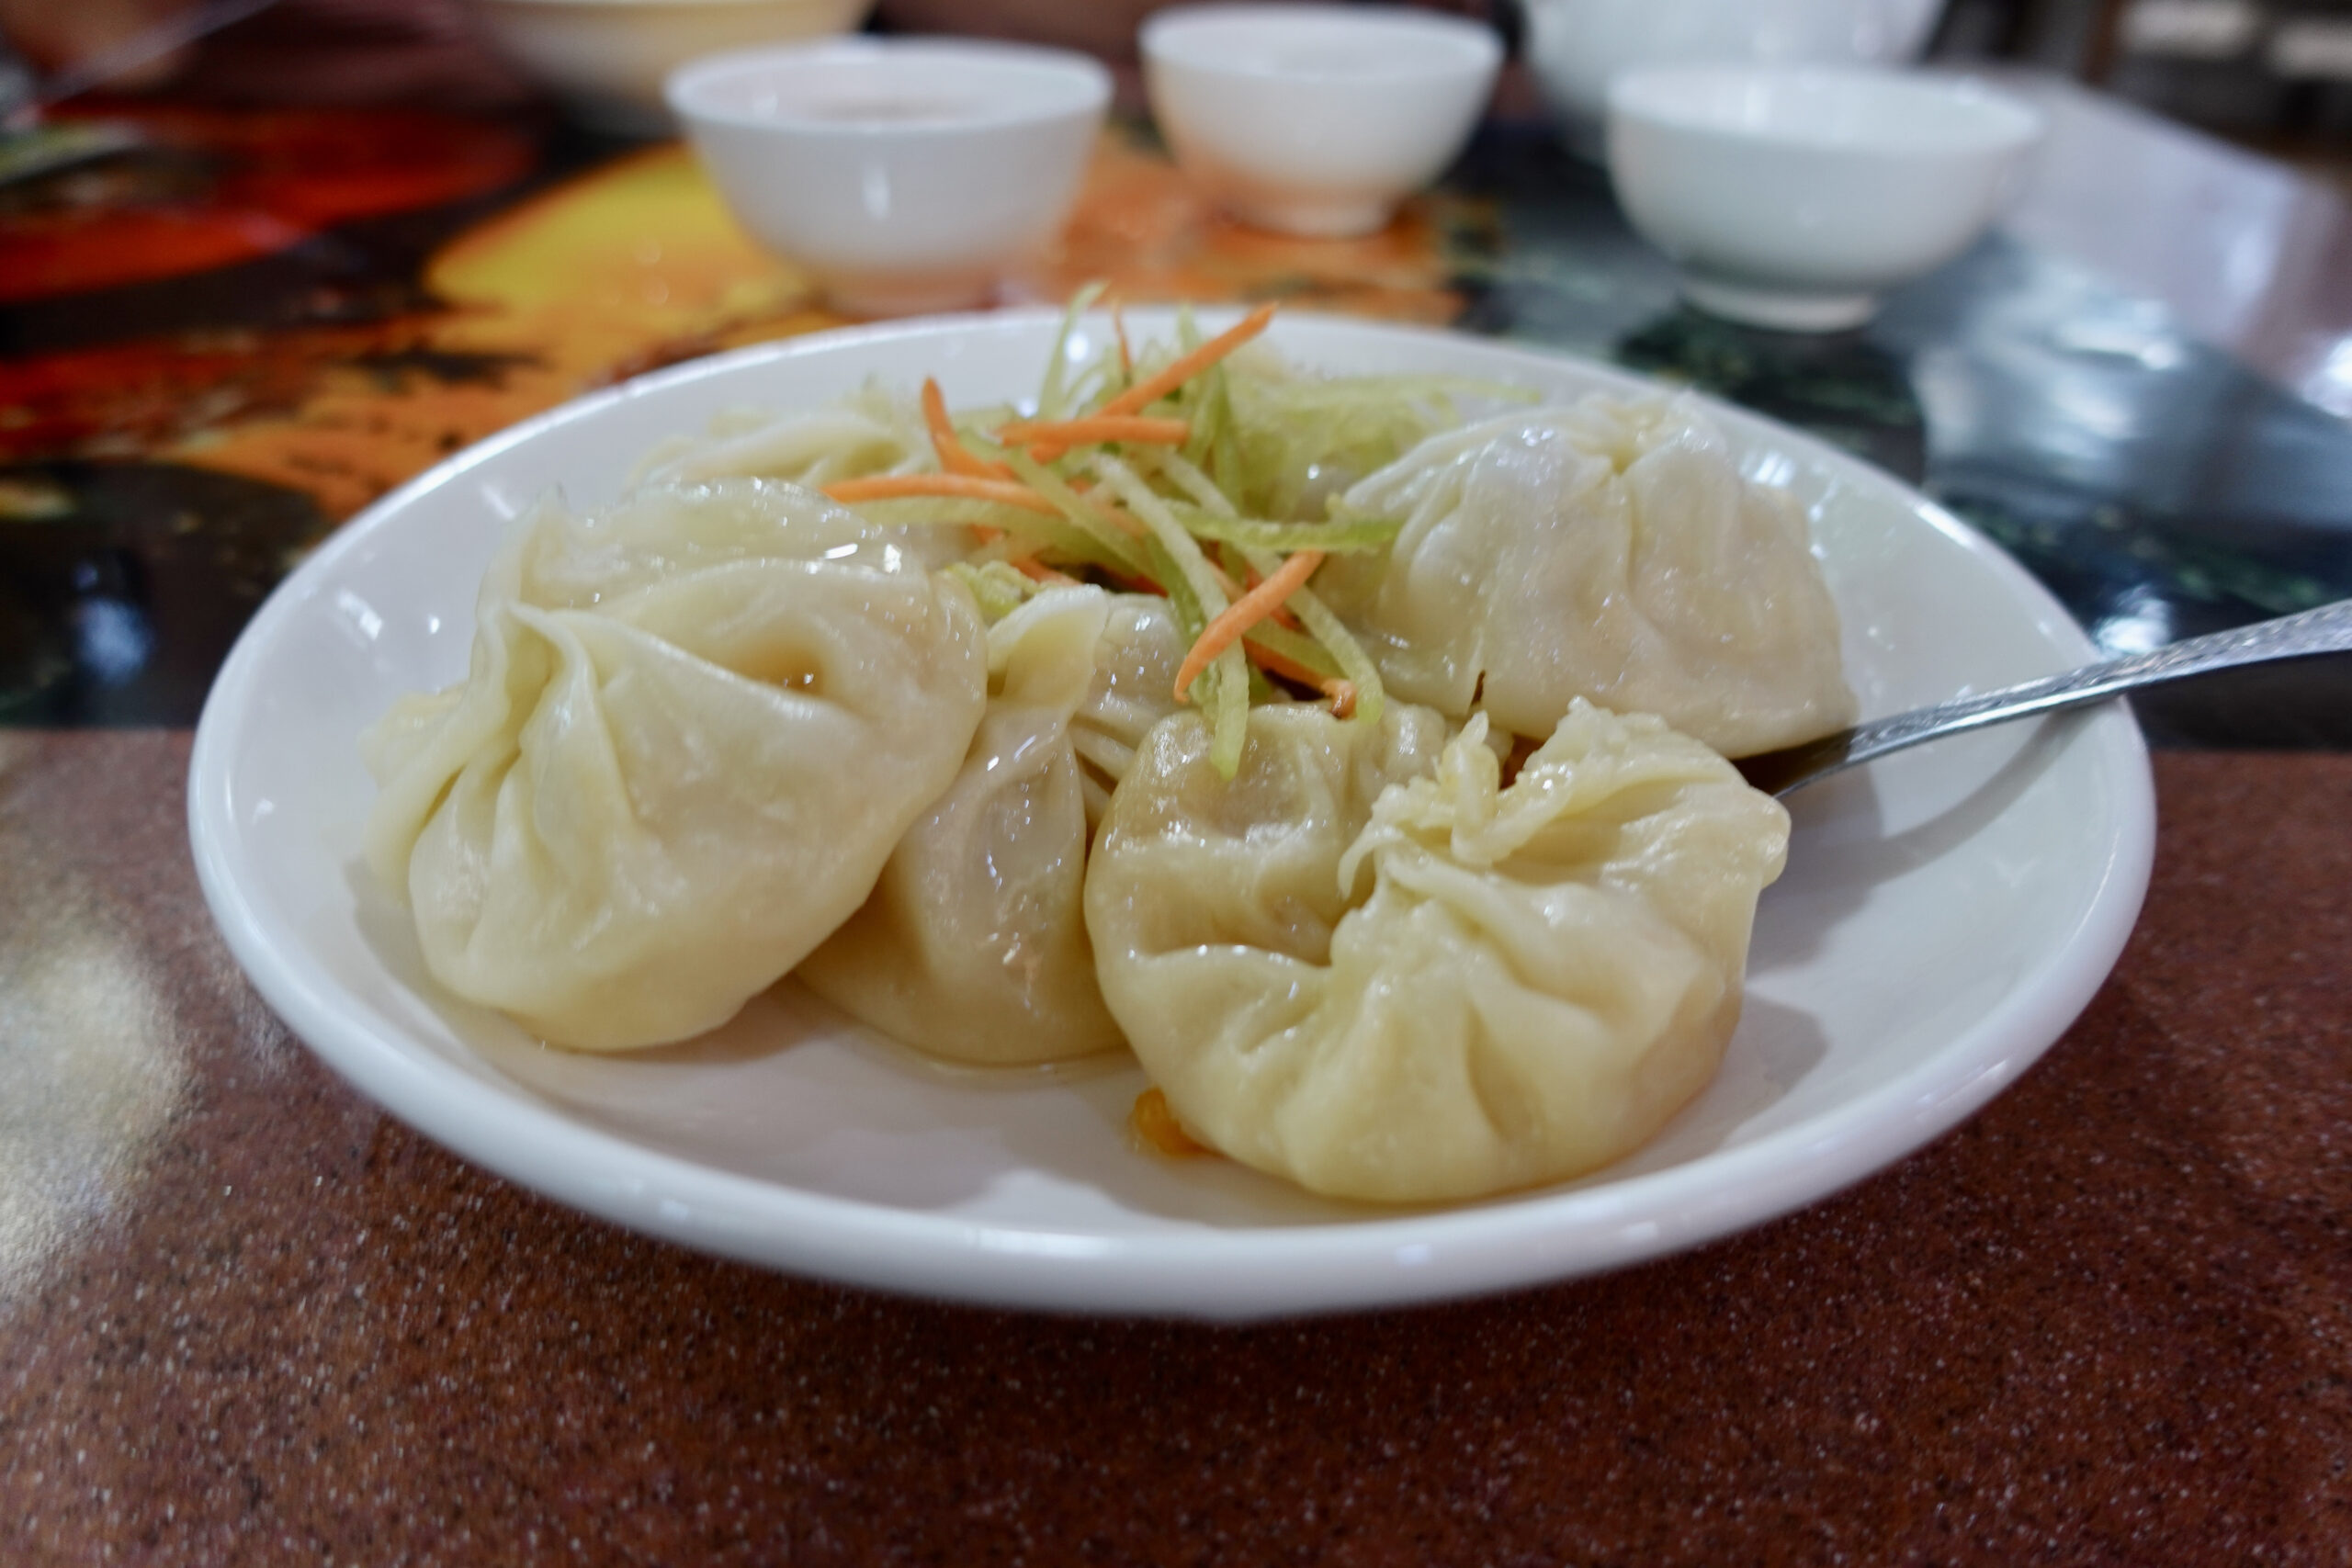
[187,309,2153,1319]
[1141,4,1501,238]
[1523,0,1949,156]
[666,39,1111,316]
[468,0,874,131]
[1606,64,2043,331]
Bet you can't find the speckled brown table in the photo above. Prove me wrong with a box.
[2,731,2346,1565]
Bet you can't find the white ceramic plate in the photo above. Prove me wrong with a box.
[188,310,2154,1320]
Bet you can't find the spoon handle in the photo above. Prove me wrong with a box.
[1736,597,2352,797]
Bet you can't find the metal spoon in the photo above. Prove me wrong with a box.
[1733,597,2352,797]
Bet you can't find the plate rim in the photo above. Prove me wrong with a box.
[187,307,2156,1319]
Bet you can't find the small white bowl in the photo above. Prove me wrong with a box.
[1522,0,1951,157]
[468,0,875,131]
[1141,4,1501,238]
[667,39,1111,316]
[1606,64,2042,331]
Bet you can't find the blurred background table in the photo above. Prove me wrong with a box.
[2,62,2349,1565]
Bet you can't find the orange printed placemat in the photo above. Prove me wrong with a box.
[2,107,1489,536]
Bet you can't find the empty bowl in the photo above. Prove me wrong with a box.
[1606,64,2043,331]
[1141,4,1501,239]
[667,39,1112,316]
[469,0,876,131]
[1522,0,1950,157]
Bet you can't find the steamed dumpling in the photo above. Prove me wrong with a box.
[1329,394,1856,758]
[1084,699,1790,1202]
[629,380,973,570]
[360,479,987,1051]
[797,587,1188,1064]
[631,379,928,491]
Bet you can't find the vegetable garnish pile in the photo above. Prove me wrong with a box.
[817,290,1508,777]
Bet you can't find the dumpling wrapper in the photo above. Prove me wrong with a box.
[627,380,973,570]
[1085,699,1791,1203]
[360,479,987,1052]
[630,378,926,492]
[797,587,1187,1065]
[1331,394,1856,758]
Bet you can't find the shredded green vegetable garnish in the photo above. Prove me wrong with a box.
[1142,448,1227,513]
[809,290,1485,774]
[944,560,1041,622]
[989,442,1156,581]
[1166,507,1402,553]
[1036,282,1109,422]
[1096,455,1254,774]
[1241,545,1387,728]
[1142,536,1210,640]
[1242,620,1343,679]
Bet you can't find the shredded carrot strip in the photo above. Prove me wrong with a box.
[821,474,1057,514]
[1130,1088,1209,1157]
[920,378,1012,479]
[1031,303,1277,461]
[1113,303,1134,378]
[1218,555,1302,632]
[1012,557,1080,587]
[920,378,956,452]
[999,414,1192,446]
[1243,638,1355,716]
[1172,549,1324,701]
[1238,558,1303,631]
[1212,560,1300,631]
[1105,303,1276,420]
[969,524,1004,545]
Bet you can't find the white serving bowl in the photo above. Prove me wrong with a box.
[469,0,874,131]
[666,39,1112,316]
[1523,0,1949,156]
[1606,64,2042,331]
[1141,4,1501,238]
